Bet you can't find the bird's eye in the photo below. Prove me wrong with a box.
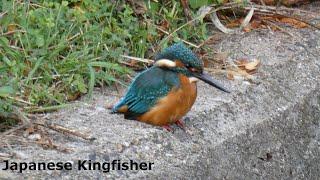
[186,65,197,72]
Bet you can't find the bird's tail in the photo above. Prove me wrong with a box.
[110,97,125,114]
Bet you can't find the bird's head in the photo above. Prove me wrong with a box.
[155,42,230,93]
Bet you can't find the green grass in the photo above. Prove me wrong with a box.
[0,0,225,120]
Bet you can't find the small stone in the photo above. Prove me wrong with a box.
[27,134,41,141]
[116,144,124,153]
[165,153,173,157]
[123,142,130,147]
[243,81,251,85]
[131,139,140,145]
[13,151,28,159]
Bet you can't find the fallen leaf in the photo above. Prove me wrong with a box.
[226,69,253,80]
[279,17,308,28]
[243,26,252,32]
[25,126,35,135]
[235,58,260,74]
[245,59,260,71]
[227,72,234,80]
[250,19,264,29]
[129,0,147,15]
[235,58,249,68]
[251,0,310,6]
[7,24,16,32]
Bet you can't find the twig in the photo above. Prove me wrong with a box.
[118,60,141,69]
[0,11,7,19]
[25,103,74,113]
[155,26,200,48]
[262,19,294,37]
[25,74,71,81]
[211,11,236,34]
[196,32,224,48]
[1,45,24,51]
[120,55,154,64]
[243,4,320,30]
[0,152,12,160]
[158,2,240,48]
[276,14,320,31]
[249,4,319,17]
[240,7,255,29]
[66,33,81,41]
[1,124,28,136]
[6,96,35,106]
[180,0,192,21]
[34,122,95,141]
[20,2,45,8]
[0,30,26,36]
[209,6,255,34]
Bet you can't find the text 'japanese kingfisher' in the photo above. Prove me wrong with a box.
[111,43,230,131]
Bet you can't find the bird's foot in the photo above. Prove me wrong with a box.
[106,104,114,109]
[162,125,174,132]
[175,119,186,131]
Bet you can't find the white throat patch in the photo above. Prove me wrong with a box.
[189,77,199,83]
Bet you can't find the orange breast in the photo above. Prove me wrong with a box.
[137,74,197,126]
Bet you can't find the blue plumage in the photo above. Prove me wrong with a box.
[155,42,203,70]
[112,66,180,118]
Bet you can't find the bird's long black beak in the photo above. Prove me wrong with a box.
[193,72,230,93]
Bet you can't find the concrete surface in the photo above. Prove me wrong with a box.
[1,14,320,180]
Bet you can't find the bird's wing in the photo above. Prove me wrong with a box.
[113,67,180,118]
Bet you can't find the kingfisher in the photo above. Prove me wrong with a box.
[111,43,230,131]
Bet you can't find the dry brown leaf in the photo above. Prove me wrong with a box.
[226,69,253,80]
[251,0,310,6]
[25,126,35,135]
[226,18,243,28]
[243,26,252,32]
[245,59,261,71]
[235,58,249,69]
[227,72,234,80]
[67,91,81,101]
[251,19,264,29]
[7,24,16,32]
[130,0,147,15]
[234,58,260,75]
[279,17,308,28]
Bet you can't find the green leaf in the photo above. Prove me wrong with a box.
[0,37,9,45]
[149,2,159,13]
[61,1,69,6]
[88,66,95,98]
[36,35,45,47]
[73,75,87,93]
[189,0,209,9]
[0,86,14,98]
[26,57,44,84]
[1,56,15,67]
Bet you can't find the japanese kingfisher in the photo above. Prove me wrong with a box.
[112,43,230,130]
